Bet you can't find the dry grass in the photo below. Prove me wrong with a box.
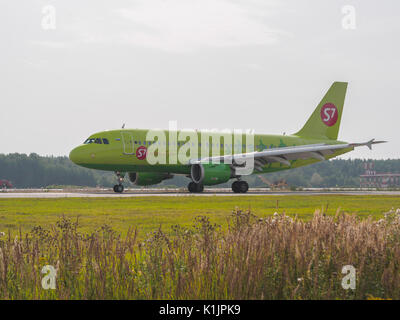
[1,207,400,299]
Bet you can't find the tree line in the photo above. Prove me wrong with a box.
[1,153,399,188]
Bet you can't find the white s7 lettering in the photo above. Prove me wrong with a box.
[324,108,331,121]
[323,108,336,121]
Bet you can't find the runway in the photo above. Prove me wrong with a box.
[1,188,400,198]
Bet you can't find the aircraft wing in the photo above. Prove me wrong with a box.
[189,139,386,171]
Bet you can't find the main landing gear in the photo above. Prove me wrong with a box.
[113,171,125,193]
[188,181,204,193]
[232,180,249,193]
[113,184,124,193]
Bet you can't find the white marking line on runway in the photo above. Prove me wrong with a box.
[1,191,400,198]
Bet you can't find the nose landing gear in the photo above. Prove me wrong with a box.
[232,180,249,193]
[113,172,125,193]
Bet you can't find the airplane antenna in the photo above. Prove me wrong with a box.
[122,123,125,129]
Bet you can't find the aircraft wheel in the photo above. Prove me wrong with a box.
[188,182,203,193]
[232,181,240,193]
[188,182,196,193]
[114,184,124,193]
[238,181,249,193]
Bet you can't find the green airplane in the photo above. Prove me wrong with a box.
[69,82,385,193]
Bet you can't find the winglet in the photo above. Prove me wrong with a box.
[350,139,387,150]
[366,139,375,150]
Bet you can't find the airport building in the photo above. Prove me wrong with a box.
[360,162,400,188]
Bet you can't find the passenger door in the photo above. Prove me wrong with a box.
[121,131,134,155]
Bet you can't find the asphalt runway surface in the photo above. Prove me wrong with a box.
[1,189,400,198]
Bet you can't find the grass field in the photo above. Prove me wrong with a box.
[2,194,400,299]
[1,195,400,237]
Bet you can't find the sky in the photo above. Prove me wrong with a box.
[0,0,399,159]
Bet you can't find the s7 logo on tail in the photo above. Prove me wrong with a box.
[320,103,338,127]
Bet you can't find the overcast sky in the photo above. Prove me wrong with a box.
[1,0,399,159]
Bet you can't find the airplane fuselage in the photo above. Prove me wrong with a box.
[69,129,352,175]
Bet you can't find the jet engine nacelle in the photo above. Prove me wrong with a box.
[128,172,173,186]
[190,163,233,186]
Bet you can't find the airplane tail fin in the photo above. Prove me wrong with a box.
[294,82,348,140]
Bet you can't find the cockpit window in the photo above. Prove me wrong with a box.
[84,138,95,144]
[84,137,110,145]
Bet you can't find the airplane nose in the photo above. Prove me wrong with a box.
[69,146,84,165]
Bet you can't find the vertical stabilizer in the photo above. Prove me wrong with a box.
[294,82,348,140]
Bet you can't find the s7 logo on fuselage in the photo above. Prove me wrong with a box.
[136,146,147,160]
